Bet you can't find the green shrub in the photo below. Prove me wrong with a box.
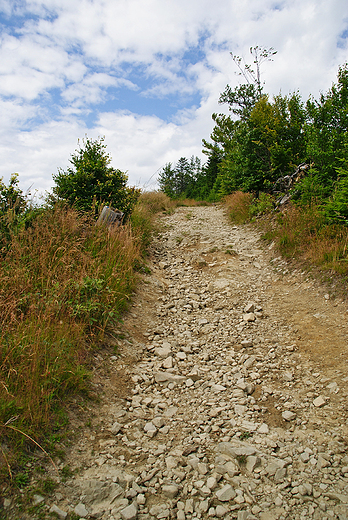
[53,136,140,218]
[249,192,275,217]
[0,174,27,250]
[325,164,348,223]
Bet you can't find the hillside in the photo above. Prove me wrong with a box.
[4,205,348,520]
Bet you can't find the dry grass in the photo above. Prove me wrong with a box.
[224,191,254,224]
[223,191,348,280]
[137,191,176,214]
[0,204,142,478]
[270,205,348,275]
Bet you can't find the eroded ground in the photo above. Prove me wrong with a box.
[5,205,348,520]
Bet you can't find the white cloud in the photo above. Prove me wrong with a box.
[61,73,138,106]
[0,0,348,194]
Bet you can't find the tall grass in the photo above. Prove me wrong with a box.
[224,191,254,223]
[0,204,142,479]
[223,191,348,278]
[0,192,172,485]
[270,205,348,274]
[130,191,175,251]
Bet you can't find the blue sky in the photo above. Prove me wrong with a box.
[0,0,348,194]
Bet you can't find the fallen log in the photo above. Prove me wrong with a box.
[273,163,310,206]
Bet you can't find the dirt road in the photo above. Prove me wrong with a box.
[8,205,348,520]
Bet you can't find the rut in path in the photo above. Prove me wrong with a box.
[8,205,348,520]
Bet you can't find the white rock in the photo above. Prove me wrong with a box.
[154,372,186,384]
[235,404,247,415]
[243,313,256,322]
[282,410,296,421]
[136,494,146,505]
[246,455,260,472]
[187,457,199,469]
[244,355,256,369]
[74,503,89,517]
[206,476,217,490]
[215,484,236,501]
[165,456,178,469]
[111,421,122,434]
[185,498,194,513]
[258,423,269,434]
[327,382,339,393]
[33,495,44,506]
[313,396,326,407]
[152,417,165,428]
[155,345,172,358]
[144,422,157,437]
[216,505,228,517]
[213,384,226,391]
[162,484,179,498]
[163,356,173,369]
[49,505,68,519]
[197,462,208,475]
[120,502,138,520]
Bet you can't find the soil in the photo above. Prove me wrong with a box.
[3,204,348,520]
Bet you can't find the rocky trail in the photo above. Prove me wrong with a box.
[8,205,348,520]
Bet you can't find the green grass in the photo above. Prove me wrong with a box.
[0,194,164,488]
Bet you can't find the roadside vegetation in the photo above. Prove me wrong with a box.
[0,142,174,494]
[224,191,348,278]
[158,48,348,280]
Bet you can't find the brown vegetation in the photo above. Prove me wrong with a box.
[225,192,348,279]
[0,193,173,484]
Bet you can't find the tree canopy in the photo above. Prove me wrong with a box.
[158,51,348,223]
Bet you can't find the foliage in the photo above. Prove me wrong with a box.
[291,169,332,207]
[158,156,204,199]
[0,174,27,250]
[249,192,275,217]
[305,64,348,187]
[53,136,140,218]
[0,202,146,482]
[168,56,348,219]
[325,162,348,223]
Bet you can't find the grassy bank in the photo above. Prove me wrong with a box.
[224,191,348,281]
[0,191,172,489]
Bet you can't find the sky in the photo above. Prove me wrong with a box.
[0,0,348,195]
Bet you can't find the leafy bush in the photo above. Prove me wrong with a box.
[53,136,140,218]
[291,170,333,207]
[249,192,275,217]
[325,164,348,223]
[0,174,27,250]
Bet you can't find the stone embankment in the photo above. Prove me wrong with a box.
[9,206,348,520]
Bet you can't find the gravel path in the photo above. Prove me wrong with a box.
[9,205,348,520]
